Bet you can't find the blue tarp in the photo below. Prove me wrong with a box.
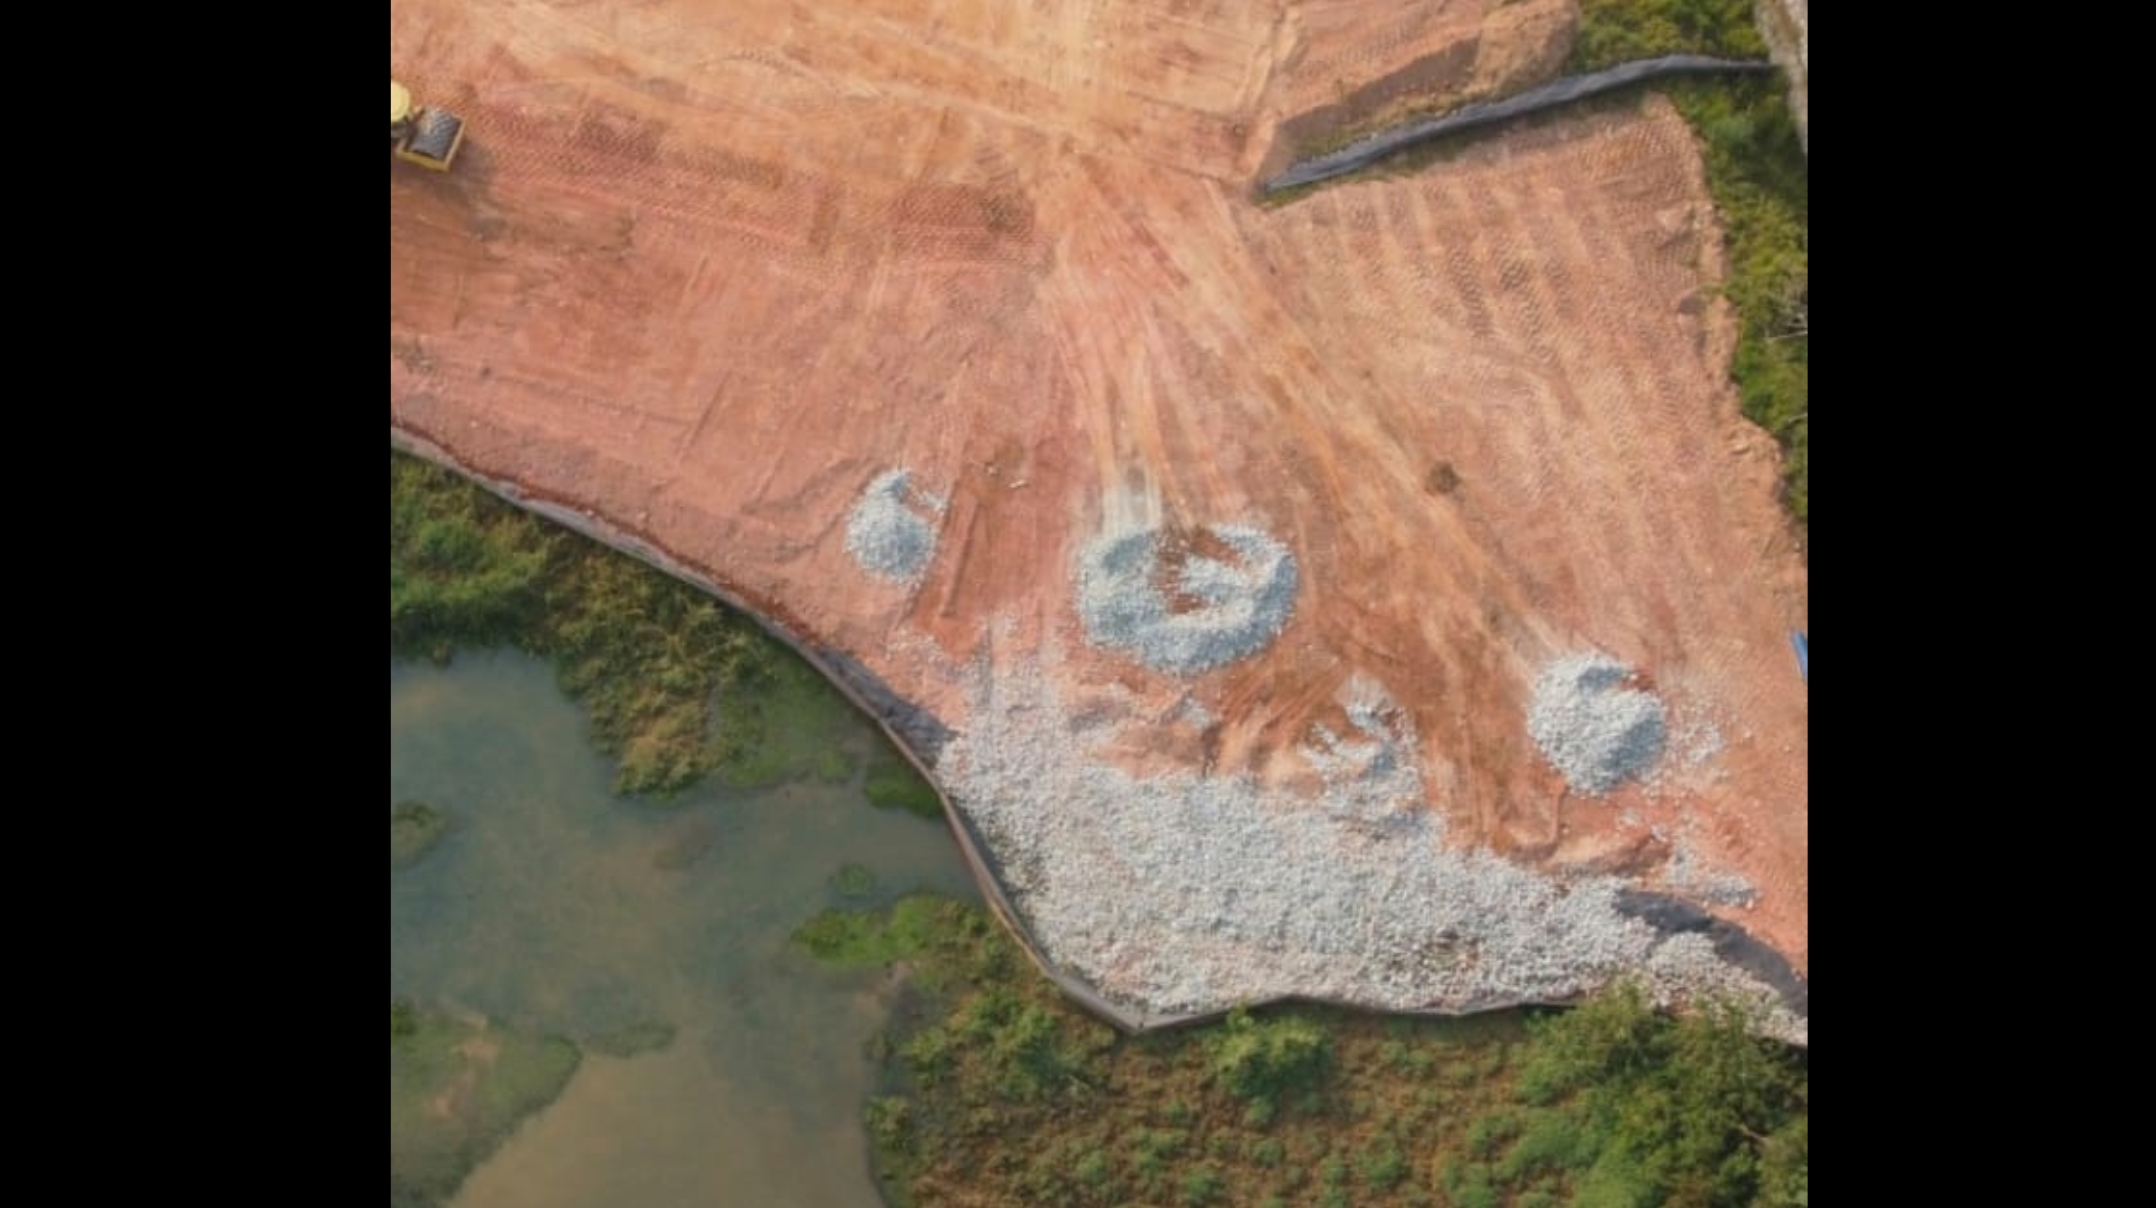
[1791,632,1807,684]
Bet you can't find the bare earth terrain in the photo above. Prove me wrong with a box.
[393,0,1808,1039]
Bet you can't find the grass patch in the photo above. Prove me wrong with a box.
[392,450,902,797]
[791,893,987,969]
[863,744,944,819]
[390,1003,582,1208]
[711,655,862,790]
[838,894,1806,1208]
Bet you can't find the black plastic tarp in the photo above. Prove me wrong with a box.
[1264,55,1776,193]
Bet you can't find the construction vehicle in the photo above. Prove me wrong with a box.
[391,80,467,171]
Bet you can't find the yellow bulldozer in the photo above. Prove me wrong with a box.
[391,80,466,171]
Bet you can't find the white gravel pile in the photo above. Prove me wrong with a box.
[1527,655,1668,794]
[1074,523,1298,675]
[937,641,1804,1043]
[845,469,944,586]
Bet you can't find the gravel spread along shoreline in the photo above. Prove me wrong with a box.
[938,633,1805,1045]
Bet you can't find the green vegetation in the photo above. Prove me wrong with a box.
[390,1003,583,1208]
[800,894,1806,1208]
[715,656,863,790]
[864,744,945,819]
[391,799,450,869]
[1454,983,1809,1207]
[792,893,979,968]
[1207,1006,1333,1103]
[392,450,883,796]
[1570,0,1766,67]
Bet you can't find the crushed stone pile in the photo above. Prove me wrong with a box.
[1074,523,1298,675]
[845,469,944,585]
[1527,655,1668,794]
[937,638,1803,1044]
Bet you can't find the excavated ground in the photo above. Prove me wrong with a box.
[392,0,1808,1039]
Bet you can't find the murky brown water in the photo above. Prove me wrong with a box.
[391,650,977,1208]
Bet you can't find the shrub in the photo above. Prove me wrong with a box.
[1074,1148,1112,1188]
[1359,1139,1408,1190]
[1465,1111,1522,1159]
[1511,985,1807,1208]
[1207,1007,1333,1101]
[391,450,794,797]
[1498,1111,1592,1181]
[1570,0,1767,70]
[901,1026,957,1082]
[866,1096,911,1148]
[1179,1165,1226,1206]
[1438,1161,1500,1208]
[1319,1155,1348,1188]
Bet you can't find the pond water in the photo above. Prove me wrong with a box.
[391,649,978,1208]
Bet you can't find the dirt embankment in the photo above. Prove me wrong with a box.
[1257,0,1579,180]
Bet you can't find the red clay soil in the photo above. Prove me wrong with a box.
[393,0,1808,995]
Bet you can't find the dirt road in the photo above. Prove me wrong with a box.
[393,0,1808,1029]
